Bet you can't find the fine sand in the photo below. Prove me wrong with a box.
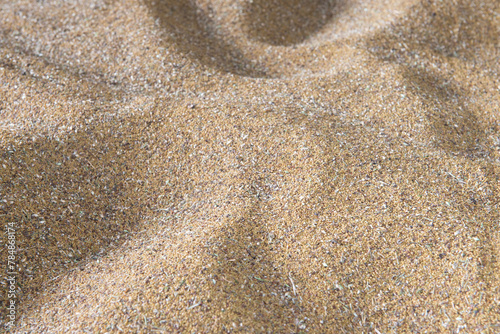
[1,0,499,332]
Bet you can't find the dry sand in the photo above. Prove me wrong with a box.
[0,0,499,332]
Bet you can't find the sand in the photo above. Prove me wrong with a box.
[0,0,499,332]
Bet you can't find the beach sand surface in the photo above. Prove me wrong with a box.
[0,0,499,332]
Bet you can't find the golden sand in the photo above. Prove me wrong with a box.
[0,0,499,332]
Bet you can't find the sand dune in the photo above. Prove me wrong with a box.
[1,0,499,332]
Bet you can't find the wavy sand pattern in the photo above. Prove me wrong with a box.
[0,0,499,332]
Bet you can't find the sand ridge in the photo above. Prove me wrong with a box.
[0,0,499,332]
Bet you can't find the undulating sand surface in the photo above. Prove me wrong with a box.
[1,0,499,332]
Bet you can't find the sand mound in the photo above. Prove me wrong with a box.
[1,0,499,332]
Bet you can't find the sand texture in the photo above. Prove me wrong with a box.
[0,0,499,332]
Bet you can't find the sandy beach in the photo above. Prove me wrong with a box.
[1,0,499,332]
